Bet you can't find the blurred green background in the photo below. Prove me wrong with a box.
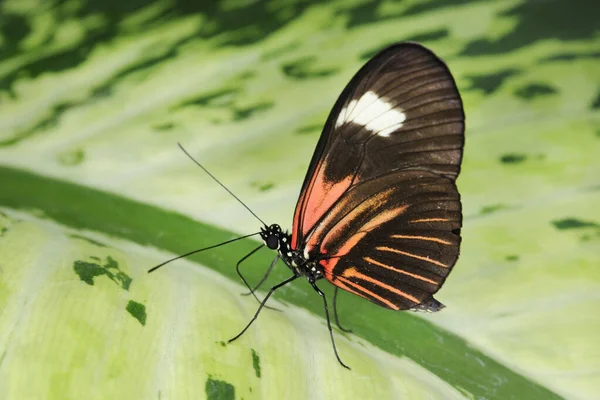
[0,1,599,399]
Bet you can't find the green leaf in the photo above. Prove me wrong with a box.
[1,0,599,399]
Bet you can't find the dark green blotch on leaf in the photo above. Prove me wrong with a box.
[480,204,509,215]
[552,218,600,230]
[72,256,132,290]
[126,300,147,326]
[500,153,527,164]
[57,149,85,166]
[346,0,395,28]
[514,83,557,99]
[405,28,449,44]
[251,349,261,378]
[115,272,132,291]
[104,256,118,269]
[205,377,235,400]
[73,261,106,286]
[0,213,9,237]
[540,51,600,63]
[177,89,238,109]
[233,102,273,121]
[466,69,521,95]
[251,181,275,192]
[295,124,322,135]
[105,256,132,290]
[591,91,600,110]
[281,57,338,79]
[153,122,175,131]
[505,255,520,262]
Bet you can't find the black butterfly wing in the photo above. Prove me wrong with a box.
[291,42,464,252]
[290,42,465,310]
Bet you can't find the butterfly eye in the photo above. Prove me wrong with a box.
[266,235,279,250]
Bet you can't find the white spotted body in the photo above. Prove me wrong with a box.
[259,224,323,283]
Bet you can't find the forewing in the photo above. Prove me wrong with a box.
[291,42,464,249]
[312,169,461,310]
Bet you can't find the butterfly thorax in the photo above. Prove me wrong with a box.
[260,224,324,283]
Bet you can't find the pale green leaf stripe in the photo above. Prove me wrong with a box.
[0,165,561,399]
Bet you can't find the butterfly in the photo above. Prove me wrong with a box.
[151,42,464,370]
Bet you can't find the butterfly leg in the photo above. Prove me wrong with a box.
[242,255,279,296]
[235,245,279,311]
[333,287,353,333]
[229,274,298,343]
[311,283,351,370]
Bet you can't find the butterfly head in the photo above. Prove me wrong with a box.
[260,224,283,250]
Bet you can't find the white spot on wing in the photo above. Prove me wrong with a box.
[335,91,406,137]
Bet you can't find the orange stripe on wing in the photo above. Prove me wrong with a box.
[376,246,448,268]
[410,218,449,223]
[315,202,408,254]
[391,234,452,245]
[314,206,408,274]
[361,205,408,232]
[363,256,439,285]
[331,278,370,302]
[330,231,367,259]
[341,267,420,303]
[336,276,400,310]
[319,231,368,280]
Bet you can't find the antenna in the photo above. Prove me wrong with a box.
[148,232,261,273]
[178,143,266,226]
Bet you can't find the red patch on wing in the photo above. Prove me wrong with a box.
[291,159,352,249]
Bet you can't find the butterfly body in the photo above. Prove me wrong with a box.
[260,223,325,283]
